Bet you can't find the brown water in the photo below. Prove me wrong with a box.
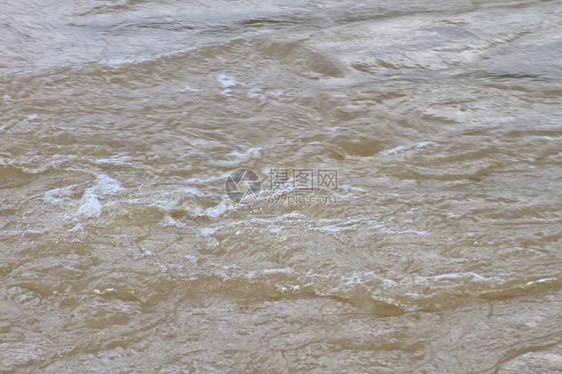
[1,0,562,372]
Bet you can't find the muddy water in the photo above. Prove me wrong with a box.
[1,0,561,372]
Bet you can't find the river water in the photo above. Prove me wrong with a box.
[1,0,561,372]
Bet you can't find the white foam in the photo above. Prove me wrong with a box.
[221,147,262,165]
[382,141,438,155]
[282,211,307,219]
[312,217,370,233]
[75,175,124,218]
[217,74,242,88]
[248,211,307,226]
[93,288,116,295]
[267,225,283,234]
[24,228,49,235]
[69,223,84,232]
[94,154,133,166]
[263,267,295,275]
[341,271,398,288]
[416,272,493,283]
[93,174,125,196]
[44,185,76,205]
[268,90,285,97]
[76,190,102,218]
[388,228,430,236]
[152,200,177,212]
[226,147,262,160]
[99,55,153,66]
[207,201,233,219]
[162,215,186,228]
[247,87,265,100]
[526,277,557,286]
[179,187,201,196]
[338,185,366,193]
[191,201,233,219]
[201,227,217,237]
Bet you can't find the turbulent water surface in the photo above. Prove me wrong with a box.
[1,0,562,372]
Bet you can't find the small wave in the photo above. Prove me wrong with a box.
[44,185,78,206]
[381,141,438,155]
[416,272,496,284]
[75,175,125,219]
[217,74,243,88]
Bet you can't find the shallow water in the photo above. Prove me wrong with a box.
[1,0,561,372]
